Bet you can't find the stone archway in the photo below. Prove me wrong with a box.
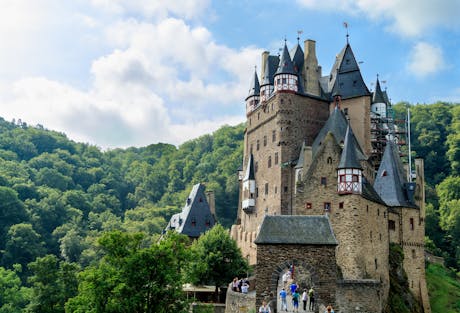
[271,259,320,312]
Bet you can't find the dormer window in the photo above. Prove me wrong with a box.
[191,217,196,227]
[382,170,387,177]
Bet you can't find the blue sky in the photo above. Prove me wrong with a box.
[0,0,459,148]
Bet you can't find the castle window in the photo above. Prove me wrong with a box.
[367,205,369,212]
[305,202,312,209]
[256,187,259,198]
[264,183,269,195]
[327,157,332,164]
[264,136,267,146]
[272,130,276,142]
[275,186,277,194]
[375,259,378,270]
[370,231,372,241]
[412,249,416,258]
[268,156,272,168]
[321,177,327,186]
[257,140,260,151]
[344,108,348,115]
[379,233,382,241]
[389,220,396,230]
[339,202,344,209]
[199,197,203,202]
[249,118,252,125]
[382,170,387,177]
[324,202,331,212]
[377,208,380,216]
[284,186,288,193]
[255,161,258,173]
[191,217,196,227]
[410,218,414,230]
[275,152,279,165]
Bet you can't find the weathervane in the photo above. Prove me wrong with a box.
[297,30,303,43]
[343,22,349,43]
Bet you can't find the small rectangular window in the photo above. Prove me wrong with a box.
[339,202,344,209]
[410,218,414,230]
[264,183,269,195]
[263,136,267,146]
[324,202,331,212]
[284,186,288,193]
[321,177,327,186]
[305,202,312,209]
[255,161,258,173]
[275,152,279,165]
[388,220,396,230]
[272,130,276,142]
[268,156,272,168]
[257,140,260,150]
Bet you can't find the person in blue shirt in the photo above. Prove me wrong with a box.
[279,287,287,311]
[289,281,298,295]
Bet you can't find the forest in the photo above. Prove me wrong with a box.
[0,101,459,312]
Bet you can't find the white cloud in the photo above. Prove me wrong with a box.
[0,3,261,148]
[407,42,446,78]
[296,0,460,37]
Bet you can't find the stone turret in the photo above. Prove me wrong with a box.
[337,124,363,194]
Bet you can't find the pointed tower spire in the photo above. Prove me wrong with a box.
[374,141,417,207]
[245,67,260,115]
[260,54,278,102]
[372,75,386,104]
[337,123,363,194]
[274,41,298,93]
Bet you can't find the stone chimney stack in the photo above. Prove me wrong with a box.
[260,51,269,81]
[303,39,320,96]
[206,190,216,218]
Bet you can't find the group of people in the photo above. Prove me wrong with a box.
[231,277,250,294]
[279,283,316,312]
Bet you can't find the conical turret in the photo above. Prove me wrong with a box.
[337,123,363,194]
[245,69,260,115]
[371,76,387,118]
[242,154,256,213]
[274,42,298,93]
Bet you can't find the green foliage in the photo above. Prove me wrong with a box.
[26,255,78,313]
[0,265,30,312]
[426,263,460,313]
[186,224,248,293]
[66,231,190,313]
[384,244,422,313]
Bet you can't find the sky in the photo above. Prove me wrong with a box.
[0,0,459,149]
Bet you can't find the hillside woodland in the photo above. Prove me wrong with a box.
[0,101,459,312]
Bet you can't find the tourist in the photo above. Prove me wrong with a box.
[302,288,308,311]
[232,277,239,292]
[282,269,291,285]
[279,287,287,311]
[308,287,315,310]
[325,305,334,313]
[259,300,271,313]
[292,289,300,312]
[289,281,298,295]
[241,281,249,294]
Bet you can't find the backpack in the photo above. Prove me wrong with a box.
[293,293,299,301]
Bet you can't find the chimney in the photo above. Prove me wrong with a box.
[260,51,269,82]
[303,39,320,96]
[206,190,216,218]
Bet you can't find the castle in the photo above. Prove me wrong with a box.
[230,37,430,312]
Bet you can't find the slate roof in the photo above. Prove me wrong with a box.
[372,78,386,104]
[295,141,306,169]
[261,55,280,86]
[275,43,296,75]
[246,69,260,99]
[361,177,386,205]
[311,107,366,160]
[290,43,304,74]
[338,124,362,169]
[373,142,418,208]
[254,215,338,245]
[243,154,255,180]
[327,44,370,99]
[165,183,216,238]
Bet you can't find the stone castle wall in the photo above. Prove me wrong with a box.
[336,280,384,313]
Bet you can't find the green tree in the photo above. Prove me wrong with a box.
[0,265,30,313]
[66,231,190,313]
[26,255,78,313]
[186,224,248,299]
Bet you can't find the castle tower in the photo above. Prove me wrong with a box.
[260,53,278,103]
[328,43,372,156]
[337,124,363,194]
[245,69,260,115]
[374,142,429,311]
[274,42,298,93]
[242,154,256,213]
